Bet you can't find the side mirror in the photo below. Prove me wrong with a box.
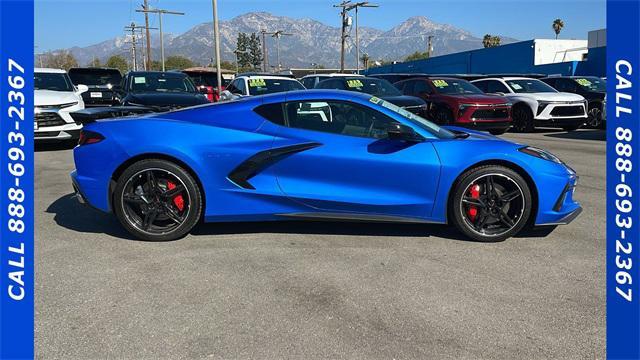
[76,84,89,94]
[387,123,423,142]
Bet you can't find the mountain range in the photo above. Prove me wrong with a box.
[63,12,518,69]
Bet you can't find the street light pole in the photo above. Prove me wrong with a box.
[350,2,378,73]
[212,0,222,94]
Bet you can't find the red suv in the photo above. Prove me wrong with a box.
[395,77,512,135]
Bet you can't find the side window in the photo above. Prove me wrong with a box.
[285,101,399,139]
[473,80,488,92]
[254,103,285,126]
[487,80,510,94]
[317,79,346,90]
[301,77,315,89]
[225,80,238,94]
[414,80,432,95]
[236,80,247,95]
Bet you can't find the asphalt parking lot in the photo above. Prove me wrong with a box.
[35,129,605,359]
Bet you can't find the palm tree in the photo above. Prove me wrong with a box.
[552,19,564,39]
[360,53,370,70]
[483,34,492,48]
[482,35,501,48]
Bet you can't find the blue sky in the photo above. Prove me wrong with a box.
[35,0,605,51]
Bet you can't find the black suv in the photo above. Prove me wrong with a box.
[541,76,606,128]
[68,67,122,107]
[114,71,209,111]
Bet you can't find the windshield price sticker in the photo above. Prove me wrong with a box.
[249,78,267,87]
[134,77,146,84]
[432,79,449,87]
[347,79,364,88]
[576,78,593,86]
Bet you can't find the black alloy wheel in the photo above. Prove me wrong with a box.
[113,159,202,241]
[587,106,603,128]
[512,105,534,133]
[451,165,532,242]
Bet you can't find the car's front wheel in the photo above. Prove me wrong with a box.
[450,165,532,242]
[113,159,203,241]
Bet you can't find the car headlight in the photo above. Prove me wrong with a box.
[59,101,79,109]
[536,101,551,115]
[459,104,473,113]
[519,146,563,164]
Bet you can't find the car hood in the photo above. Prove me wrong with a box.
[509,92,585,102]
[127,92,209,107]
[439,93,509,105]
[35,90,80,106]
[380,95,426,107]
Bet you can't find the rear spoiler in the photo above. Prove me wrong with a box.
[71,106,156,125]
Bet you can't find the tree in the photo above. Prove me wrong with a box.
[404,51,429,62]
[248,33,263,70]
[42,50,78,70]
[482,34,502,48]
[235,32,252,70]
[360,53,370,69]
[164,55,195,70]
[552,18,565,39]
[106,55,129,73]
[88,58,101,67]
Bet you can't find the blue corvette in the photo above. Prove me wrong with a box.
[71,90,581,242]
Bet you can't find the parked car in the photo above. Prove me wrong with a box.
[68,67,122,107]
[219,75,305,101]
[300,73,363,89]
[394,77,512,135]
[541,76,606,128]
[368,73,431,84]
[113,71,209,111]
[181,67,234,102]
[71,90,581,242]
[315,76,427,117]
[34,68,88,141]
[471,77,587,132]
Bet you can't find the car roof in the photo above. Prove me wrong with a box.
[127,71,187,76]
[474,77,537,81]
[301,73,363,78]
[35,68,66,74]
[237,75,300,81]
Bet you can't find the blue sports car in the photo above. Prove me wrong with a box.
[71,90,581,242]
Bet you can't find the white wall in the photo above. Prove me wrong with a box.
[533,39,589,65]
[588,29,606,48]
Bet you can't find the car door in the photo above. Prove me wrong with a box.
[269,96,442,219]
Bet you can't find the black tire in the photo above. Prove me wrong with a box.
[511,105,534,133]
[113,159,203,241]
[450,165,532,242]
[489,129,507,135]
[587,104,603,128]
[434,107,454,125]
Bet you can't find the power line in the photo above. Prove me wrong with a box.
[136,7,185,71]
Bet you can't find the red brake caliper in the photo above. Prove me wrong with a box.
[166,181,185,211]
[468,184,481,221]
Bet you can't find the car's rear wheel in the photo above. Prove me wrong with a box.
[512,105,534,132]
[113,159,202,241]
[451,165,532,242]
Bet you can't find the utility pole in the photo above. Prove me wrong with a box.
[334,1,352,73]
[143,0,152,70]
[271,30,292,72]
[136,7,185,72]
[211,0,222,96]
[124,23,144,71]
[427,35,434,58]
[349,2,378,73]
[260,29,272,72]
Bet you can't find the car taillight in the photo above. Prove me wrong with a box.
[78,130,104,146]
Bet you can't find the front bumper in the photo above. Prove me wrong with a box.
[534,116,585,129]
[536,170,582,225]
[455,121,511,132]
[35,106,83,141]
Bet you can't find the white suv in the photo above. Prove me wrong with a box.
[219,75,305,102]
[471,77,587,132]
[35,68,88,141]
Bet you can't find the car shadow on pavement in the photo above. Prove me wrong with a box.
[544,129,606,141]
[35,140,77,152]
[48,193,557,242]
[46,194,137,240]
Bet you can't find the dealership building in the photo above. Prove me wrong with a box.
[366,29,606,77]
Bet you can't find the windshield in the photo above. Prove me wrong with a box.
[247,78,305,95]
[430,79,483,95]
[345,78,402,96]
[574,77,606,92]
[34,72,75,92]
[369,96,455,139]
[68,69,122,87]
[505,79,557,93]
[184,72,231,87]
[129,73,197,93]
